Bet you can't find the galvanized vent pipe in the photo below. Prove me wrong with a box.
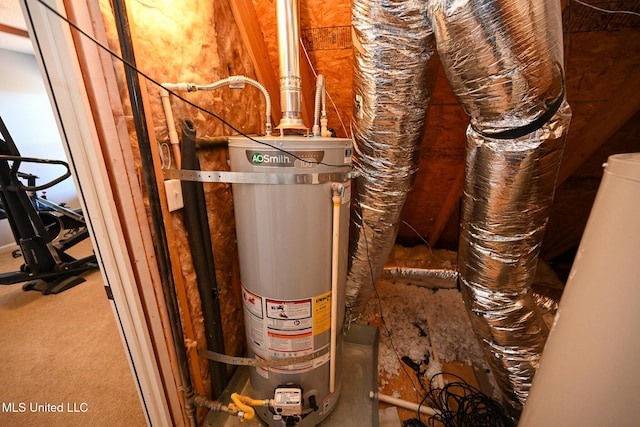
[276,0,305,130]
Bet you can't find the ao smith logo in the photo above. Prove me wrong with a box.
[250,152,292,165]
[246,150,324,168]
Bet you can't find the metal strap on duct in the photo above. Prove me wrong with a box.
[163,169,355,185]
[346,0,437,322]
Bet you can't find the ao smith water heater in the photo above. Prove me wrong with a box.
[228,1,353,425]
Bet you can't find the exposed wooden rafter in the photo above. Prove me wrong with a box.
[227,0,281,128]
[428,165,464,247]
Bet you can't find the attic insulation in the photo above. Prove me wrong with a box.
[360,278,489,382]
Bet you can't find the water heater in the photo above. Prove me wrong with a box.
[519,153,640,426]
[229,135,352,426]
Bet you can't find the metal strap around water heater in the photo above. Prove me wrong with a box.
[198,346,330,368]
[163,168,355,185]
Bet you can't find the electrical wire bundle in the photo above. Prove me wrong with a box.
[408,373,515,427]
[365,206,513,427]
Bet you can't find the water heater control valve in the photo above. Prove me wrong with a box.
[273,385,303,417]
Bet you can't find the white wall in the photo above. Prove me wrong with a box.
[0,48,79,248]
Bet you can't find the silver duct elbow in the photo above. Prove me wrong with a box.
[428,0,571,416]
[346,0,437,322]
[429,0,566,135]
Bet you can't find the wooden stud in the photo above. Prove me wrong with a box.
[62,1,195,424]
[135,36,212,416]
[0,23,28,38]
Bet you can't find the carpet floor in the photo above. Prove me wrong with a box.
[0,241,147,426]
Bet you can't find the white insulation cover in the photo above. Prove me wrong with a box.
[520,153,640,427]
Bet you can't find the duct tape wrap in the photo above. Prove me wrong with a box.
[531,284,562,315]
[346,0,436,322]
[458,100,571,415]
[428,0,565,136]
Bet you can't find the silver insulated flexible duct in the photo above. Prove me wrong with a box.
[346,0,437,321]
[427,0,571,415]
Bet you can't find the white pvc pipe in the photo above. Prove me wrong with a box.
[320,78,329,137]
[370,391,440,417]
[159,87,181,168]
[329,183,342,393]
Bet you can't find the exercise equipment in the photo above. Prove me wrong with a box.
[0,117,97,294]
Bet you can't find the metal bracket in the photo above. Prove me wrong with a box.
[163,169,356,185]
[199,345,330,368]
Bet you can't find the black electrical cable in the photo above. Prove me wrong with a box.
[415,373,515,427]
[32,0,346,168]
[358,202,514,427]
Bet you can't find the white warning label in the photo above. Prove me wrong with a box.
[266,299,311,320]
[268,331,313,353]
[241,287,332,375]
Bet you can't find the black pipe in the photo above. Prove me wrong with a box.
[110,1,196,425]
[195,135,229,149]
[180,119,228,398]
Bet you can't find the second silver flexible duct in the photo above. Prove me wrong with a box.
[458,102,571,414]
[346,0,437,322]
[427,0,571,415]
[429,0,565,135]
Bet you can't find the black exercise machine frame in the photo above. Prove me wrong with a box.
[0,117,97,295]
